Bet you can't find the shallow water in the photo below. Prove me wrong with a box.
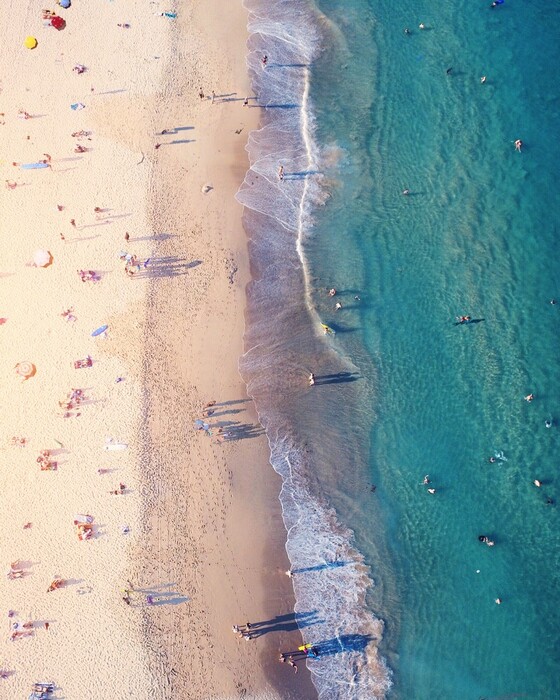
[239,0,560,697]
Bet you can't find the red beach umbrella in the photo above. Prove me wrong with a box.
[50,16,66,31]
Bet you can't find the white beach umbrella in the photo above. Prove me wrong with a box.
[33,249,53,267]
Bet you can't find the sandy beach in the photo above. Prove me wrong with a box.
[0,1,315,698]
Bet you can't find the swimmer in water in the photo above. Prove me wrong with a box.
[545,419,552,429]
[422,475,431,485]
[514,139,523,152]
[524,393,534,402]
[427,488,436,495]
[478,535,494,546]
[480,76,487,84]
[488,456,496,463]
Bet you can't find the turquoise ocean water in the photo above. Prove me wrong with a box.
[238,1,560,698]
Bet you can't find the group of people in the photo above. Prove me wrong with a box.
[231,622,253,641]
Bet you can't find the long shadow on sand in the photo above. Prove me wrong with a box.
[135,582,189,606]
[134,257,202,279]
[218,422,264,441]
[247,610,323,638]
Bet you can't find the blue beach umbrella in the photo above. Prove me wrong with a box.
[59,0,71,8]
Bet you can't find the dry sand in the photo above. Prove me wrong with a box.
[0,1,315,698]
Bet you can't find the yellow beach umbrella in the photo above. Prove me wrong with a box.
[24,36,38,50]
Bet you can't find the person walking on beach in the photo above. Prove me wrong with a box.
[278,164,284,181]
[262,55,268,68]
[198,87,205,100]
[308,373,315,386]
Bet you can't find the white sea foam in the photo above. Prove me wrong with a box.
[238,1,392,697]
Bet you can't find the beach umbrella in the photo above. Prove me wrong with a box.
[15,362,36,380]
[24,36,38,50]
[50,16,66,31]
[58,0,71,7]
[33,249,53,267]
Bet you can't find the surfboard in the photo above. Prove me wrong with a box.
[20,162,50,170]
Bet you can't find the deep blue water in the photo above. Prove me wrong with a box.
[239,1,560,698]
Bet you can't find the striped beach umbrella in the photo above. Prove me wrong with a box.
[15,362,36,380]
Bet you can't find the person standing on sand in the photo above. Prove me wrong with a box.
[308,373,315,386]
[278,164,284,181]
[198,87,205,100]
[124,232,130,242]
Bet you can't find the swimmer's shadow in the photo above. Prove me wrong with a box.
[313,372,360,385]
[291,560,349,575]
[283,170,320,180]
[453,318,485,327]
